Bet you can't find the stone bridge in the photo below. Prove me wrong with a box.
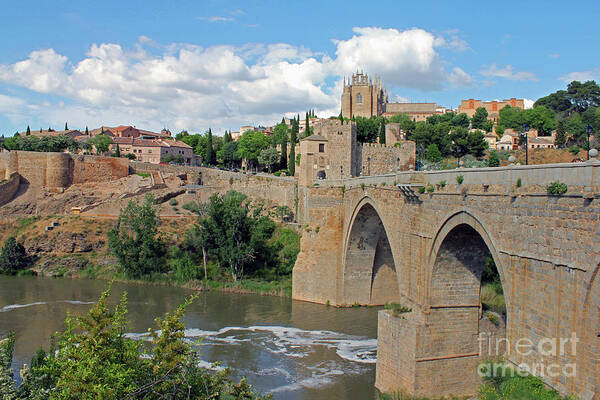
[292,160,600,399]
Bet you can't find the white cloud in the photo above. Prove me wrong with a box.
[559,67,600,83]
[448,67,473,87]
[480,63,537,81]
[332,27,450,90]
[197,16,234,22]
[549,53,560,59]
[0,27,473,133]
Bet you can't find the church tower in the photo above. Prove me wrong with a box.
[341,71,387,119]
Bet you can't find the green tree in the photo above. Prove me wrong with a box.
[497,106,525,131]
[206,128,214,165]
[88,134,112,155]
[288,119,298,176]
[471,107,489,130]
[26,126,30,136]
[488,150,500,167]
[237,131,271,170]
[258,148,279,173]
[218,140,240,169]
[450,126,469,159]
[274,122,288,170]
[378,120,385,144]
[354,116,379,143]
[524,106,556,136]
[467,130,489,157]
[114,144,121,157]
[555,120,567,148]
[64,122,68,131]
[451,113,470,129]
[85,126,89,135]
[388,113,416,135]
[0,237,31,274]
[107,195,167,278]
[424,143,442,162]
[304,112,310,139]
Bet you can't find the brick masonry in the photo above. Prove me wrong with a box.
[292,160,600,398]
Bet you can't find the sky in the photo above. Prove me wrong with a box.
[0,0,599,136]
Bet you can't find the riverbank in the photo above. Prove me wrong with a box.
[1,214,296,298]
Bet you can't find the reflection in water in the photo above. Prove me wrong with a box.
[0,276,380,400]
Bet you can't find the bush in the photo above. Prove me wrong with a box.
[0,286,268,399]
[547,181,568,196]
[568,145,580,155]
[438,180,446,188]
[488,150,500,167]
[169,198,178,206]
[426,184,434,193]
[125,153,137,160]
[418,186,426,194]
[0,237,32,275]
[456,175,464,184]
[384,303,412,317]
[516,178,522,188]
[107,195,167,278]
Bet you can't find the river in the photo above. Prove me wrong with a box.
[0,276,380,399]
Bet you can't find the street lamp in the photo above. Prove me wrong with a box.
[522,123,530,165]
[586,125,592,160]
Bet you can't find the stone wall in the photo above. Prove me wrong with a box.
[0,172,20,207]
[131,162,298,212]
[292,159,600,398]
[0,151,129,189]
[356,142,415,176]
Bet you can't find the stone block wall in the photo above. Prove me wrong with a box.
[356,142,415,176]
[0,151,130,189]
[131,162,298,212]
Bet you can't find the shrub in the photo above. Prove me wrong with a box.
[568,145,580,155]
[547,181,568,196]
[485,311,500,326]
[488,150,500,167]
[341,185,346,194]
[516,178,522,188]
[418,186,426,194]
[439,180,446,188]
[384,303,412,317]
[426,184,434,193]
[136,172,150,178]
[125,153,136,160]
[361,183,365,191]
[168,198,178,206]
[456,175,464,184]
[0,237,32,274]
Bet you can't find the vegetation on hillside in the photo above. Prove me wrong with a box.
[0,286,269,399]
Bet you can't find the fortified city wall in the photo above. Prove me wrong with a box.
[0,151,129,189]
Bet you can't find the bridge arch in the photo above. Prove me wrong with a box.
[426,210,509,312]
[582,264,599,397]
[420,211,510,395]
[342,196,400,305]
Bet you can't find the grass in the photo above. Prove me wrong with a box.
[136,172,151,178]
[384,302,412,317]
[481,282,506,315]
[478,361,577,400]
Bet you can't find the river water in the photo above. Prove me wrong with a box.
[0,276,380,399]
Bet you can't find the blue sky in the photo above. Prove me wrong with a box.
[1,0,599,135]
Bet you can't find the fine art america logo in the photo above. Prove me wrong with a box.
[477,332,579,378]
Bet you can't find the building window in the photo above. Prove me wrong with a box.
[148,150,152,153]
[319,143,325,153]
[356,93,363,104]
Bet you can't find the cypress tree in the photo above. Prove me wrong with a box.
[26,125,30,135]
[338,112,343,122]
[305,112,310,138]
[207,128,214,165]
[65,122,68,130]
[115,144,121,157]
[378,120,385,144]
[289,119,298,176]
[85,126,89,135]
[279,130,288,171]
[555,120,567,148]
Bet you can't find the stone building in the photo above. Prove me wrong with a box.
[297,119,415,186]
[341,71,447,120]
[458,98,525,121]
[110,137,194,164]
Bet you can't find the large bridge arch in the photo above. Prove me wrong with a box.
[417,211,511,396]
[342,196,400,305]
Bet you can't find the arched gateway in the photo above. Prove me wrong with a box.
[342,199,400,305]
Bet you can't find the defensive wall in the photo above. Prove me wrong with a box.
[292,159,600,399]
[131,162,298,211]
[0,151,129,189]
